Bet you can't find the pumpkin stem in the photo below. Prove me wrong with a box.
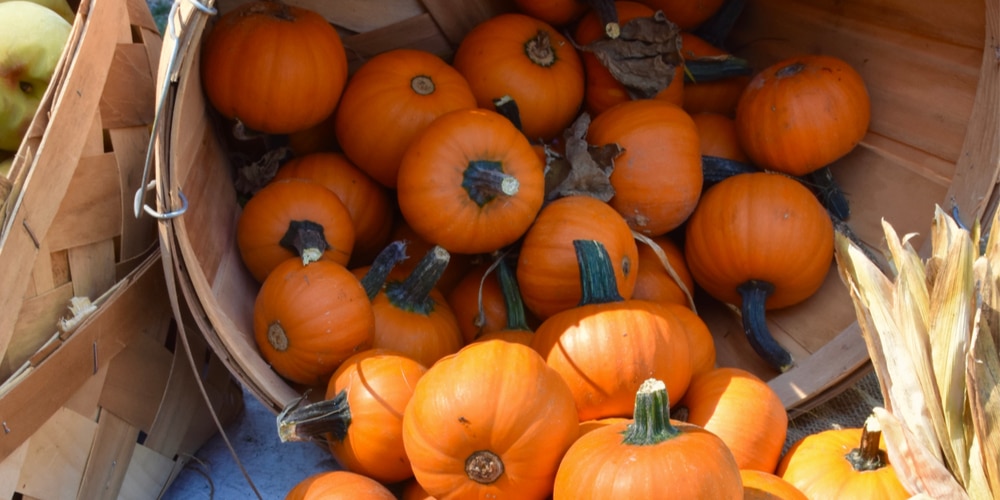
[385,245,450,315]
[463,160,520,206]
[701,156,758,185]
[622,378,681,445]
[410,75,436,96]
[525,30,557,67]
[683,56,753,84]
[276,389,351,443]
[691,0,747,47]
[493,95,523,132]
[775,61,806,78]
[586,0,621,39]
[496,255,531,331]
[574,239,625,305]
[736,279,795,373]
[846,415,890,472]
[465,450,505,484]
[279,219,330,266]
[360,240,409,300]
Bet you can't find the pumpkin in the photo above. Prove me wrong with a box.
[200,1,347,134]
[553,378,743,499]
[368,245,464,369]
[631,233,695,309]
[587,99,703,236]
[402,340,580,499]
[452,13,584,141]
[778,416,910,499]
[388,219,475,296]
[573,1,684,116]
[578,417,630,437]
[400,479,434,500]
[683,172,834,372]
[286,470,396,500]
[677,367,788,472]
[236,178,355,283]
[663,302,716,376]
[741,469,809,500]
[635,0,725,30]
[691,111,750,162]
[512,0,590,26]
[396,108,545,255]
[735,54,871,176]
[272,152,394,267]
[447,262,509,344]
[253,257,375,387]
[531,240,691,421]
[679,32,750,116]
[469,254,537,346]
[286,111,338,155]
[334,48,478,189]
[517,195,639,319]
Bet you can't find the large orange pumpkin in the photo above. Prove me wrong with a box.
[452,13,584,141]
[200,1,347,134]
[334,48,478,189]
[396,108,545,255]
[517,195,639,319]
[736,54,871,176]
[587,99,703,236]
[402,340,580,499]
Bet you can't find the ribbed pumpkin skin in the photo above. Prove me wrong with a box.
[452,13,584,141]
[396,108,545,255]
[370,286,464,370]
[325,349,427,484]
[531,299,692,421]
[778,428,910,500]
[631,234,695,309]
[516,195,639,319]
[683,172,834,309]
[736,54,870,176]
[663,302,716,376]
[285,470,396,500]
[741,469,809,500]
[273,153,394,267]
[334,48,478,189]
[553,418,743,499]
[447,263,509,344]
[236,178,355,283]
[200,1,347,134]
[678,367,787,472]
[402,340,580,499]
[692,111,750,162]
[253,258,375,387]
[587,99,703,236]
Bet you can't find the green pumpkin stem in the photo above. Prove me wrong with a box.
[622,378,681,445]
[701,155,758,185]
[360,240,409,300]
[276,390,350,444]
[385,245,450,315]
[493,95,523,132]
[497,255,531,331]
[574,239,625,305]
[586,0,621,39]
[683,56,753,84]
[278,219,329,266]
[847,415,890,472]
[737,279,795,373]
[463,160,520,207]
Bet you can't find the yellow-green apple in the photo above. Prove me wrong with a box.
[0,0,72,152]
[0,0,75,24]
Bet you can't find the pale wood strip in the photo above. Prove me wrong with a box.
[99,332,173,432]
[420,0,511,45]
[111,126,158,262]
[343,13,452,69]
[99,44,157,129]
[47,155,121,253]
[68,239,117,300]
[0,440,29,499]
[16,408,96,500]
[118,444,174,500]
[1,282,74,380]
[77,411,138,500]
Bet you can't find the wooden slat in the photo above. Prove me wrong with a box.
[0,440,28,499]
[77,411,138,500]
[16,407,95,500]
[343,13,453,70]
[99,43,157,129]
[46,154,121,253]
[118,444,175,500]
[1,282,74,380]
[111,126,158,262]
[420,0,511,45]
[98,331,173,432]
[68,239,117,300]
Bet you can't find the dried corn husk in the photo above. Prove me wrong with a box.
[835,205,1000,500]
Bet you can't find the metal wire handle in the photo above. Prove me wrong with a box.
[133,0,217,220]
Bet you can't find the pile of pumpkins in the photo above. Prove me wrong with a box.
[199,0,910,498]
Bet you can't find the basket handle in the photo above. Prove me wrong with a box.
[133,0,217,220]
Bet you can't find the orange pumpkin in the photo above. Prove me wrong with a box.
[447,262,509,344]
[469,255,537,346]
[286,470,396,500]
[684,172,834,372]
[677,367,787,472]
[636,0,725,30]
[691,111,750,162]
[396,108,545,255]
[272,152,394,267]
[573,1,684,116]
[452,13,585,141]
[517,195,639,319]
[387,219,475,296]
[778,417,910,499]
[736,54,870,176]
[236,178,355,283]
[553,378,743,499]
[334,48,478,189]
[531,240,691,421]
[741,469,809,500]
[402,340,580,499]
[587,99,703,236]
[631,234,695,309]
[513,0,590,26]
[200,1,347,134]
[679,32,750,116]
[400,479,434,500]
[253,258,374,387]
[663,302,716,376]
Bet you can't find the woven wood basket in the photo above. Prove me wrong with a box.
[153,0,1000,418]
[0,0,242,496]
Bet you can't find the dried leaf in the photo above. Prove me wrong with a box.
[545,113,618,202]
[874,407,969,499]
[967,310,1000,499]
[580,11,683,99]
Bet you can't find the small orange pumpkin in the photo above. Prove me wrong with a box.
[663,302,716,376]
[679,32,750,116]
[334,48,478,189]
[635,0,725,30]
[286,470,396,500]
[452,13,585,141]
[736,54,870,176]
[200,1,347,134]
[741,469,809,500]
[631,234,695,309]
[691,111,750,162]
